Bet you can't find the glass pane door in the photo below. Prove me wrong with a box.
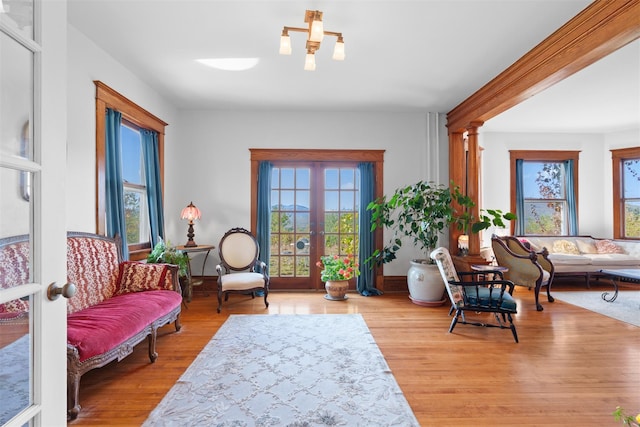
[269,163,359,290]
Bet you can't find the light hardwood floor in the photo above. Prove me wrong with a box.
[68,281,639,426]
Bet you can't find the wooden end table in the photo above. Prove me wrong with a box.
[176,244,215,302]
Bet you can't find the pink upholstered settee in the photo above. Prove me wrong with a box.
[0,232,183,420]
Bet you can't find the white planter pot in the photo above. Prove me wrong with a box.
[407,259,446,307]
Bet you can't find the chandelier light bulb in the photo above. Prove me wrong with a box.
[304,53,316,71]
[279,34,292,55]
[309,18,324,42]
[333,39,345,61]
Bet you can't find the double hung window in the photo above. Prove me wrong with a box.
[121,123,149,248]
[511,151,579,236]
[611,147,640,239]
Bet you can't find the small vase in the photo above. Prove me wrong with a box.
[324,280,349,301]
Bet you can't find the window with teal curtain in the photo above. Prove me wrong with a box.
[515,159,525,235]
[357,162,382,296]
[105,108,129,259]
[256,161,272,273]
[141,129,165,247]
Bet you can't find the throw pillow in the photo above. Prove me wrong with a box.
[552,239,580,254]
[595,240,625,254]
[117,261,169,294]
[576,239,598,254]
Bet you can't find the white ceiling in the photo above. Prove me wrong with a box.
[67,0,639,133]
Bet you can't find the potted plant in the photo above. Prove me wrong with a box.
[147,238,189,283]
[316,254,360,301]
[367,181,514,306]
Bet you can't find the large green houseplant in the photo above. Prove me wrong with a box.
[367,181,515,305]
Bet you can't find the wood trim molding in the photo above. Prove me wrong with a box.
[95,81,168,133]
[447,1,639,251]
[447,0,640,132]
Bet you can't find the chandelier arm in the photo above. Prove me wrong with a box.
[283,26,309,34]
[322,31,342,38]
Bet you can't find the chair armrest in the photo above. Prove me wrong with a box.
[163,264,181,293]
[256,261,269,278]
[458,270,505,280]
[454,279,516,294]
[534,248,554,274]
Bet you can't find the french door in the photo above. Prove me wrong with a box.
[269,163,360,290]
[1,1,68,425]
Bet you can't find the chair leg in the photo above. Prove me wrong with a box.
[508,314,519,343]
[263,287,269,309]
[217,289,223,313]
[534,283,544,311]
[449,311,460,333]
[546,283,555,303]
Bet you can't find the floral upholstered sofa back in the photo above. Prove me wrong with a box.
[66,234,122,314]
[0,235,30,321]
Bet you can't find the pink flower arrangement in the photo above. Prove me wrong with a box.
[317,254,360,282]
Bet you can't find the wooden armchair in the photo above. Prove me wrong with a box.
[430,247,519,343]
[491,235,555,311]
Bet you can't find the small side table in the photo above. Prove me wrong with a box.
[471,264,509,280]
[176,244,215,302]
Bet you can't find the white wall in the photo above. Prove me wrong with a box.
[66,25,178,232]
[480,131,639,241]
[65,22,449,277]
[166,111,446,275]
[65,21,638,277]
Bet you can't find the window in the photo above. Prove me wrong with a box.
[95,81,167,260]
[612,147,640,239]
[121,123,149,247]
[510,151,579,236]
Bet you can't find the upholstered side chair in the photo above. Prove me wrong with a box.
[215,227,269,313]
[430,247,519,343]
[491,235,555,311]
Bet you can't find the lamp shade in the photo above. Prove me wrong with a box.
[181,202,201,222]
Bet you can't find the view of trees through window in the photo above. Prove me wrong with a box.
[622,158,640,238]
[523,161,568,235]
[120,124,149,245]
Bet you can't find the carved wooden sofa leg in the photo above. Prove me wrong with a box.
[67,351,81,421]
[148,330,158,363]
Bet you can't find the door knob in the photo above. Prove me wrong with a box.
[47,282,77,301]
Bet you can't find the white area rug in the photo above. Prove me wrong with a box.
[553,291,640,327]
[0,334,29,425]
[144,314,418,426]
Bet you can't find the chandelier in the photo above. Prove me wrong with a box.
[279,10,345,71]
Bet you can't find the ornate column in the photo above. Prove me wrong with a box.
[465,122,483,256]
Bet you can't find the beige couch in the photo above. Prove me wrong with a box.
[517,235,640,285]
